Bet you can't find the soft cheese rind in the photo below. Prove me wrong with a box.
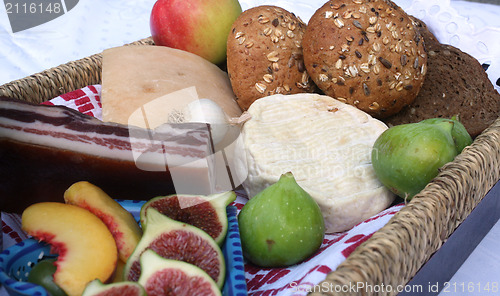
[239,93,395,233]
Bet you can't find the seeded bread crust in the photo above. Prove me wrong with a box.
[226,5,316,111]
[409,16,440,51]
[302,0,428,118]
[384,43,500,138]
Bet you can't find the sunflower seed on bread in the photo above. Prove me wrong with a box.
[302,0,428,119]
[226,5,316,111]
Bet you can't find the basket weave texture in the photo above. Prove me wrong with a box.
[1,37,499,296]
[311,117,500,295]
[0,38,154,103]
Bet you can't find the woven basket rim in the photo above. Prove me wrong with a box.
[313,116,500,295]
[1,37,499,296]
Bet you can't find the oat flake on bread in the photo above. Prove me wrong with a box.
[237,93,395,233]
[302,0,427,119]
[226,5,315,111]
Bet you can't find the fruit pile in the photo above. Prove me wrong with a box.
[21,182,236,296]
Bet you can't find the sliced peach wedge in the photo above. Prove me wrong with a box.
[64,181,142,262]
[22,202,118,296]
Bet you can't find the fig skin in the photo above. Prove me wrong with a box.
[123,208,225,288]
[238,172,325,267]
[372,120,458,200]
[420,117,472,152]
[27,259,67,296]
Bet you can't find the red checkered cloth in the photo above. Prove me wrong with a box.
[232,189,403,295]
[42,85,102,119]
[1,86,404,295]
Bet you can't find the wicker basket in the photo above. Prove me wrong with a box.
[1,37,499,296]
[0,37,154,104]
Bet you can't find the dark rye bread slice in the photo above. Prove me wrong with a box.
[384,27,500,137]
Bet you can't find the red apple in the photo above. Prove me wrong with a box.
[150,0,242,65]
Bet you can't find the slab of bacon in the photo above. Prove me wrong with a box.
[0,97,216,213]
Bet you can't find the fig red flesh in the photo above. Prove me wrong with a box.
[127,230,221,283]
[145,196,221,241]
[143,268,218,296]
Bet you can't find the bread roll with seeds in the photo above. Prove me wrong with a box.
[302,0,428,118]
[409,16,440,51]
[226,5,316,111]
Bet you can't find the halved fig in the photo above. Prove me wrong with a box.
[82,279,146,296]
[138,250,221,296]
[124,208,225,289]
[139,191,236,245]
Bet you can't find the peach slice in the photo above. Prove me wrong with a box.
[22,202,118,296]
[64,181,142,262]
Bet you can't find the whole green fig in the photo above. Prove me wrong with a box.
[372,120,461,200]
[420,117,472,153]
[238,172,325,267]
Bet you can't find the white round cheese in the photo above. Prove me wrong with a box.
[238,93,395,233]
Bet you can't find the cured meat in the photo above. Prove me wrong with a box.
[0,97,216,213]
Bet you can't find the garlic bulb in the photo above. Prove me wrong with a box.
[169,99,230,145]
